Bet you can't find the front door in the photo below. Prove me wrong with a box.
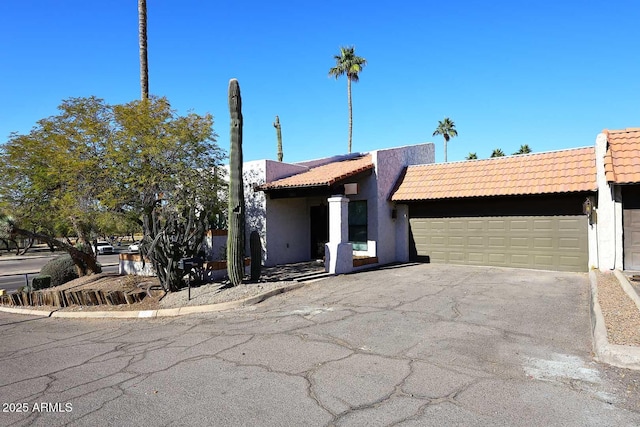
[310,205,329,259]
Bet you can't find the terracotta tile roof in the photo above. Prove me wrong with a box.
[391,147,596,201]
[259,155,373,190]
[603,128,640,184]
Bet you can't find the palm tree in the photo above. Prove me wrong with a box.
[329,46,367,153]
[466,152,477,160]
[513,144,532,155]
[491,148,505,158]
[432,118,458,162]
[139,0,148,100]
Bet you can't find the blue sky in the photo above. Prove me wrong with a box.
[1,0,639,163]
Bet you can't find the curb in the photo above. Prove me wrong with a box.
[0,282,311,319]
[589,270,640,370]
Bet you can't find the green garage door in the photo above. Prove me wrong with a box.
[624,209,640,270]
[409,216,588,272]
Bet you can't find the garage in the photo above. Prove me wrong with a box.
[391,147,597,273]
[624,209,640,270]
[409,215,588,272]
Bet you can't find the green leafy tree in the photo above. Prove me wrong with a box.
[107,96,226,291]
[491,148,506,157]
[513,144,532,155]
[0,97,112,273]
[432,117,458,162]
[466,152,477,160]
[0,96,226,288]
[329,46,367,153]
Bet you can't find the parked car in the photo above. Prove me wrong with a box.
[95,241,114,255]
[128,241,141,252]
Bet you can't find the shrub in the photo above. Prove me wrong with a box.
[40,255,79,287]
[32,275,52,290]
[39,254,102,287]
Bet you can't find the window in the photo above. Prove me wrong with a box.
[348,200,368,250]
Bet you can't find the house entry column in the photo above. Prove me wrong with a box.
[325,195,353,274]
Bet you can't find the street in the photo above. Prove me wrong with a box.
[0,254,122,293]
[1,264,639,426]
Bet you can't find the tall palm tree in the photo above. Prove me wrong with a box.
[139,0,148,100]
[465,152,477,160]
[329,46,367,153]
[432,117,458,162]
[513,144,532,155]
[491,148,505,158]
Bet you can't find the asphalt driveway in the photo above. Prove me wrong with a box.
[1,264,639,426]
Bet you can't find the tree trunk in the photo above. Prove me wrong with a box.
[347,77,353,153]
[7,226,101,275]
[139,0,149,100]
[16,237,35,255]
[444,135,448,163]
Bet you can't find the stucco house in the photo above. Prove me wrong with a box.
[243,143,435,273]
[595,128,640,271]
[244,128,638,275]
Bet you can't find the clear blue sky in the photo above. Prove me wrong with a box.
[1,0,639,163]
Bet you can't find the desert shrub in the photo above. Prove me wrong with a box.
[40,255,78,287]
[39,254,102,287]
[31,275,52,290]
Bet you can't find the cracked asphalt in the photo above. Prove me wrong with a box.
[1,264,640,426]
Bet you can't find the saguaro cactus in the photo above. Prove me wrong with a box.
[250,230,262,281]
[227,79,245,286]
[273,115,283,162]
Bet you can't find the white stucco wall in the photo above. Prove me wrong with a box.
[243,160,268,259]
[595,132,624,270]
[371,143,435,265]
[244,159,310,264]
[265,197,309,266]
[395,204,410,262]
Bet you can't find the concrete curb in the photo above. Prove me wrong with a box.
[589,270,640,370]
[0,306,55,317]
[0,282,310,319]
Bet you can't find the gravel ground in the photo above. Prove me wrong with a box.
[596,271,640,346]
[158,280,295,308]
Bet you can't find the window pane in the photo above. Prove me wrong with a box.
[348,200,367,246]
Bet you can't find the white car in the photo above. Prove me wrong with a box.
[129,241,142,252]
[95,242,114,255]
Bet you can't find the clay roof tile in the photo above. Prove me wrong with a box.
[391,147,596,201]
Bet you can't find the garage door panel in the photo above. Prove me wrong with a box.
[467,220,485,231]
[533,219,554,231]
[488,253,507,263]
[510,237,530,249]
[449,252,465,262]
[431,236,445,245]
[488,237,506,247]
[410,216,588,272]
[488,220,507,231]
[534,237,554,249]
[468,236,484,247]
[509,254,531,267]
[448,236,465,247]
[624,209,640,270]
[558,237,581,250]
[468,253,484,263]
[510,220,529,231]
